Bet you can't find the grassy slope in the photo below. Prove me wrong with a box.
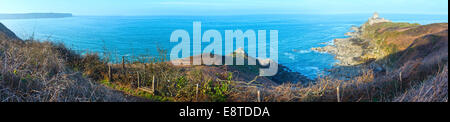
[0,39,130,102]
[361,22,448,64]
[394,65,447,102]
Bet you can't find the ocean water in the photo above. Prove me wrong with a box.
[1,14,447,78]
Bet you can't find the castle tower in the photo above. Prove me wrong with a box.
[366,12,391,26]
[372,12,379,19]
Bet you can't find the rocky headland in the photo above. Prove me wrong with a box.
[312,12,392,66]
[313,12,448,82]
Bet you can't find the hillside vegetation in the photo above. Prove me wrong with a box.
[310,14,448,102]
[0,23,132,102]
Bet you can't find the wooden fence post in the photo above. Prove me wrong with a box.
[143,64,147,86]
[122,56,125,69]
[152,75,156,93]
[108,65,112,82]
[137,72,140,88]
[337,86,341,102]
[257,90,261,102]
[196,84,199,102]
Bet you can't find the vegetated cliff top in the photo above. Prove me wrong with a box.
[361,21,448,67]
[361,21,448,102]
[352,12,448,61]
[308,13,448,102]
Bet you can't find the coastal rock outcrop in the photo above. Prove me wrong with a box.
[312,12,388,66]
[172,48,311,85]
[229,48,311,84]
[312,38,365,66]
[312,12,394,66]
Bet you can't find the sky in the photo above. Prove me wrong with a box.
[0,0,448,16]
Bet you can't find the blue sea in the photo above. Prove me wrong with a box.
[0,14,447,78]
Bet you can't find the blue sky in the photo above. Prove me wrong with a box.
[0,0,448,15]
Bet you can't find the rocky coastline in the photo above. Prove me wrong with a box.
[311,12,391,79]
[312,12,390,66]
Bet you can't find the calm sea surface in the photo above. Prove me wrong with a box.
[1,14,447,78]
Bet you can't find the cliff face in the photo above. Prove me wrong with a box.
[0,22,20,41]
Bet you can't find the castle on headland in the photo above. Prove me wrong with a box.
[367,12,391,25]
[346,12,391,38]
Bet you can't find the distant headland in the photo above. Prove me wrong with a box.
[0,13,72,19]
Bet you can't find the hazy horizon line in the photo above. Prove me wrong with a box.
[1,12,448,17]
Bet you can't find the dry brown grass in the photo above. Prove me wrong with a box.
[0,39,129,102]
[234,61,447,102]
[229,69,373,102]
[394,64,448,102]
